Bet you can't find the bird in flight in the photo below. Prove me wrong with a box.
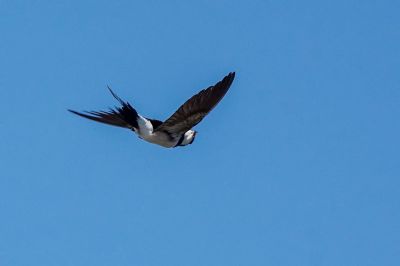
[69,72,235,148]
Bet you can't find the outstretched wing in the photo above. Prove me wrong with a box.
[155,72,235,134]
[68,87,139,130]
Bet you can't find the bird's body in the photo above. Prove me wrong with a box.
[69,72,235,148]
[134,115,196,148]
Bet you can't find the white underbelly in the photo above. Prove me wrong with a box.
[135,115,177,148]
[140,131,177,148]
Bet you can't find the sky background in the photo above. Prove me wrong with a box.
[1,0,399,265]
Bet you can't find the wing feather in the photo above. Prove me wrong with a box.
[68,87,139,129]
[155,72,235,134]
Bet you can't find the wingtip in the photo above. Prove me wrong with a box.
[68,109,86,117]
[107,85,125,105]
[223,72,235,85]
[107,85,116,97]
[106,85,113,93]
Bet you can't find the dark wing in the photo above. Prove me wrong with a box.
[68,87,139,130]
[155,72,235,134]
[146,118,163,129]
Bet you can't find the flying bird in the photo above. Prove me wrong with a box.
[69,72,235,148]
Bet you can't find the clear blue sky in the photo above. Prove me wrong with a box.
[1,1,399,265]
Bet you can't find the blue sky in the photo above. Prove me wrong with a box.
[1,0,399,265]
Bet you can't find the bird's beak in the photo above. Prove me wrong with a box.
[189,131,197,145]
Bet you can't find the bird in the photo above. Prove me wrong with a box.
[68,72,235,148]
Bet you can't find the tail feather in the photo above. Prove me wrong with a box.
[108,86,125,105]
[69,87,139,130]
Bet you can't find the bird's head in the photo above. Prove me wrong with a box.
[180,130,197,146]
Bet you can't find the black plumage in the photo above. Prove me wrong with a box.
[69,72,235,148]
[68,87,139,130]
